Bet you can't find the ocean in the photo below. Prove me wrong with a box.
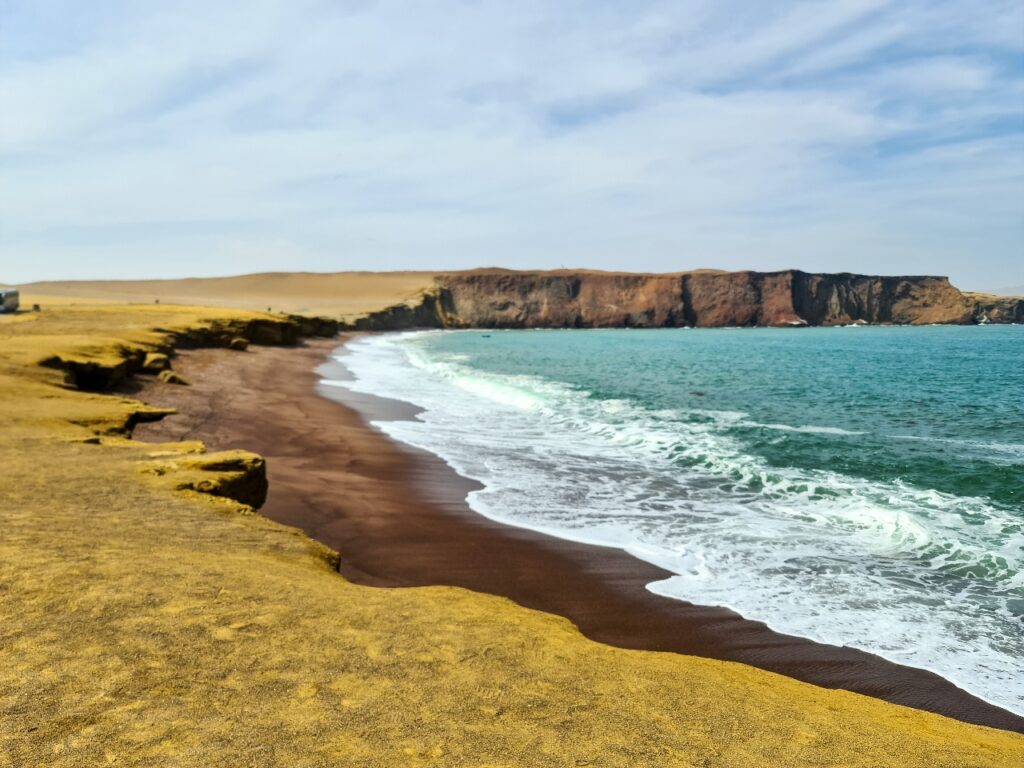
[331,326,1024,715]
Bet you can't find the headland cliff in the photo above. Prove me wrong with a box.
[356,269,1024,330]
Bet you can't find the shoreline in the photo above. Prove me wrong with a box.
[134,335,1024,734]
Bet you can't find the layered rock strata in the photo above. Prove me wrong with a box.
[354,270,1023,329]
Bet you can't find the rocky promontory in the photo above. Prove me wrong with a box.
[354,269,1023,330]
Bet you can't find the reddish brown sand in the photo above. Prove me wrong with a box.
[134,337,1024,734]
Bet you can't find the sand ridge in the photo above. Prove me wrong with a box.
[20,272,439,321]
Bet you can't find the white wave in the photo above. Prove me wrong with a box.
[749,422,867,435]
[335,331,1024,716]
[893,435,1024,459]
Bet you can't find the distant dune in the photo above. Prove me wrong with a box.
[22,271,438,321]
[987,285,1024,297]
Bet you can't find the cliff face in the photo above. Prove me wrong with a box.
[351,269,1021,329]
[788,272,976,326]
[964,293,1024,324]
[353,292,458,331]
[431,272,688,328]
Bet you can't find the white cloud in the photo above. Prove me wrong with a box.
[0,0,1021,289]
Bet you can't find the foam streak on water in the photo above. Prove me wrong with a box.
[332,329,1024,715]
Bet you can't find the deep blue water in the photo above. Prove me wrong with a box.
[334,325,1024,714]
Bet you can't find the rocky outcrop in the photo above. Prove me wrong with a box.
[790,272,983,325]
[352,291,457,330]
[39,346,146,391]
[354,269,1020,329]
[41,315,340,392]
[168,315,339,349]
[964,293,1024,324]
[142,449,269,509]
[158,369,190,386]
[142,352,171,373]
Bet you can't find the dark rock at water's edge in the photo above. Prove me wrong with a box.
[352,269,1024,330]
[352,291,458,331]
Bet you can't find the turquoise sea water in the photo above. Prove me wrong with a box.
[333,326,1024,714]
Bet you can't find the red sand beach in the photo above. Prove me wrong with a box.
[134,336,1024,734]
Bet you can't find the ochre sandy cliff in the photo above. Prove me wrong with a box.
[356,269,1024,329]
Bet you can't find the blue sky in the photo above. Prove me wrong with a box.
[1,0,1022,290]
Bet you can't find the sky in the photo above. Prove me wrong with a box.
[1,1,1022,290]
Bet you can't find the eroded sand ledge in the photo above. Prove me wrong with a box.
[2,300,1022,767]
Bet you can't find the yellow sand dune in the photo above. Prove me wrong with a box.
[1,302,1021,767]
[21,271,438,321]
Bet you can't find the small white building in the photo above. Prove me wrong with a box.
[0,288,20,313]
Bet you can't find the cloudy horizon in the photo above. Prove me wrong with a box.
[1,1,1022,291]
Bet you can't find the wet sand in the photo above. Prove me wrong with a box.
[134,336,1024,734]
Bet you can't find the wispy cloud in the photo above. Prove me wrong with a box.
[1,0,1021,288]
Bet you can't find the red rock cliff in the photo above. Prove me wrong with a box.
[354,269,1021,329]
